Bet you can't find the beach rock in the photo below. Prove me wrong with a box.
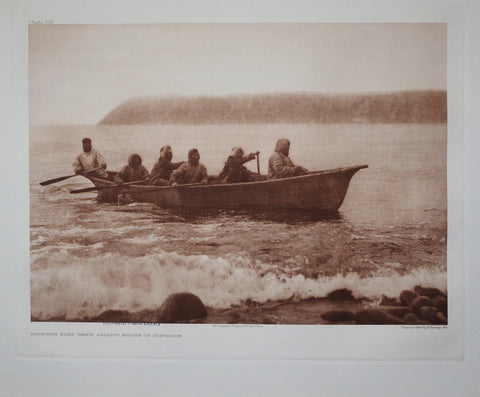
[354,309,404,325]
[403,313,420,323]
[383,306,413,319]
[410,296,435,314]
[432,296,448,316]
[414,286,446,299]
[158,292,207,323]
[95,310,132,322]
[409,320,432,325]
[326,288,355,301]
[400,290,418,306]
[321,310,355,323]
[380,296,402,306]
[436,312,448,325]
[418,306,440,323]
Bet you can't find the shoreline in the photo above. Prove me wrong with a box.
[32,287,447,325]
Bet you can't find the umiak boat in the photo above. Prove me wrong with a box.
[84,165,368,212]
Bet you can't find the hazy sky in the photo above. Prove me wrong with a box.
[29,23,446,125]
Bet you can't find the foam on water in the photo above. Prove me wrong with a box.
[29,123,448,322]
[30,249,447,320]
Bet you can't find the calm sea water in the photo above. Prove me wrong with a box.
[29,123,447,321]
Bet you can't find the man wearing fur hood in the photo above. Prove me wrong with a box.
[268,139,309,179]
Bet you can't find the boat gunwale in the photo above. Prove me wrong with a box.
[87,164,368,190]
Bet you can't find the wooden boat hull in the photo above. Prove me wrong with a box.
[88,165,367,212]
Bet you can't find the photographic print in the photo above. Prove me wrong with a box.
[29,23,448,326]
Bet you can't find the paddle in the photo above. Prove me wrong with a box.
[39,167,102,186]
[122,182,206,194]
[69,179,147,194]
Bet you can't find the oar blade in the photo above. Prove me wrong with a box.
[39,174,76,186]
[39,167,104,186]
[69,180,146,194]
[70,186,102,194]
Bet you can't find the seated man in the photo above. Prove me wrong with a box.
[72,137,108,178]
[170,148,208,186]
[150,145,184,186]
[217,146,259,184]
[268,139,309,179]
[114,154,150,185]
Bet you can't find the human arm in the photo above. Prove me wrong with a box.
[269,152,296,178]
[240,151,259,164]
[95,151,107,169]
[171,161,185,170]
[140,166,150,184]
[200,164,208,184]
[72,156,84,174]
[149,160,162,183]
[114,166,129,184]
[169,164,185,186]
[294,166,309,175]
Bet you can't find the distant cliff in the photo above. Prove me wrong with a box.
[99,90,447,125]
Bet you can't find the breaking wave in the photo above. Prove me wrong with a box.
[30,249,447,320]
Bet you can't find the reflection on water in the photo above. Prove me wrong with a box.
[157,207,343,224]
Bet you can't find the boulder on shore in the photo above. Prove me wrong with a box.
[158,292,207,323]
[410,296,435,314]
[433,296,448,316]
[354,309,404,325]
[403,313,420,323]
[414,286,446,299]
[418,306,440,323]
[383,306,413,319]
[400,290,418,306]
[326,288,356,301]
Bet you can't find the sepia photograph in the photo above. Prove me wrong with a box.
[29,23,448,326]
[3,0,480,394]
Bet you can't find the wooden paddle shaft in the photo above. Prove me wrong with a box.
[39,167,102,186]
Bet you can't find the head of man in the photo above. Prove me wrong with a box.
[160,145,173,162]
[128,154,143,169]
[230,146,244,159]
[275,139,290,156]
[188,149,200,166]
[82,138,92,153]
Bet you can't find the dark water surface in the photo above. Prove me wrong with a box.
[30,123,447,320]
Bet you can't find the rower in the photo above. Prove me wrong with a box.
[72,138,108,178]
[217,146,259,183]
[267,139,309,179]
[150,145,184,186]
[170,149,208,186]
[115,154,150,185]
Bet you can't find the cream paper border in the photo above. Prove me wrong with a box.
[7,1,466,363]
